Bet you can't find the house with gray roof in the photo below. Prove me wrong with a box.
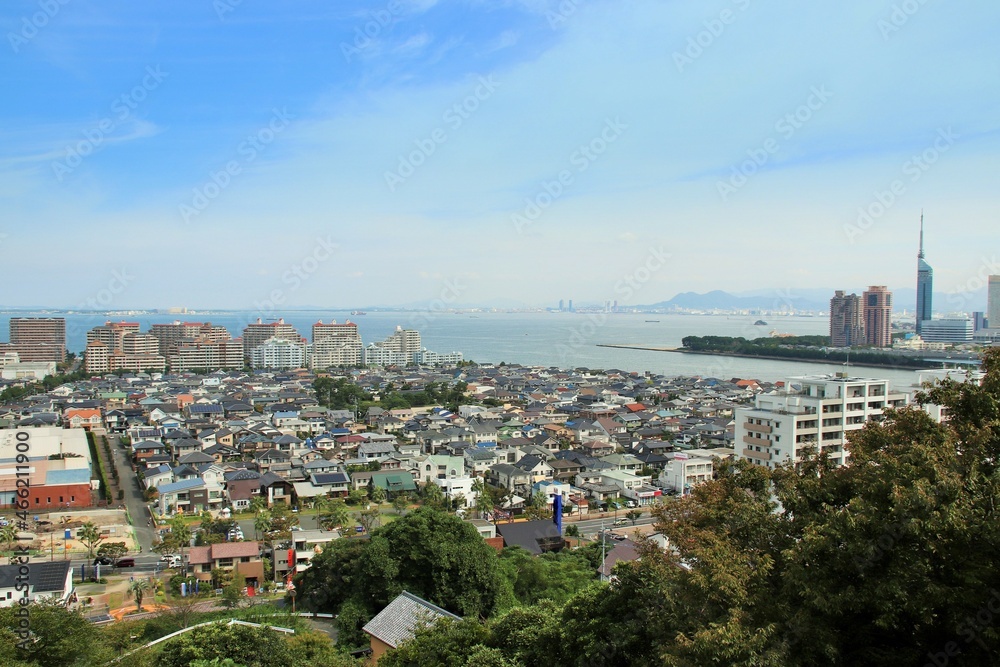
[363,591,461,662]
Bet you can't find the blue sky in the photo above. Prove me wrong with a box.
[2,0,999,312]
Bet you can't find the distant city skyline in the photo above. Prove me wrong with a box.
[2,2,999,308]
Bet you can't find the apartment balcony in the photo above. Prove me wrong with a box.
[744,422,772,434]
[742,448,772,462]
[743,434,770,447]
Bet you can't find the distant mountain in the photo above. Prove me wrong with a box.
[643,286,989,314]
[642,290,829,312]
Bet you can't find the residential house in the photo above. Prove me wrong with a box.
[0,561,73,608]
[187,541,265,586]
[363,592,462,664]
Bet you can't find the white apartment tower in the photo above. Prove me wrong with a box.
[735,374,908,468]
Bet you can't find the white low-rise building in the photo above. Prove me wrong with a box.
[435,475,479,508]
[735,373,908,468]
[660,449,715,495]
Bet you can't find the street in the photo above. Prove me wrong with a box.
[103,431,158,552]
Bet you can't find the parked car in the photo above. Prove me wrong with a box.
[625,500,638,508]
[115,558,136,568]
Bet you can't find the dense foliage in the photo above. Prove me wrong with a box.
[297,507,515,621]
[379,348,1000,666]
[681,335,930,368]
[0,602,360,667]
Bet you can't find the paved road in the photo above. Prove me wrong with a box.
[109,433,158,551]
[571,514,658,537]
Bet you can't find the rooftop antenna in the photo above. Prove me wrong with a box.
[918,210,925,260]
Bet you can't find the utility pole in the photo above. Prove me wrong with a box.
[599,518,607,583]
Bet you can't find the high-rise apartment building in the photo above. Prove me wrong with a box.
[121,333,160,356]
[84,323,166,373]
[310,320,362,368]
[84,340,110,374]
[242,319,304,358]
[379,326,421,362]
[169,340,244,372]
[150,321,230,356]
[829,291,864,347]
[250,337,306,369]
[735,374,908,468]
[988,275,1000,330]
[8,317,66,362]
[86,321,140,353]
[915,214,933,335]
[863,286,893,347]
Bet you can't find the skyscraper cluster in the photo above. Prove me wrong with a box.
[829,287,893,347]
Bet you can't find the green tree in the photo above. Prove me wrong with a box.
[77,521,105,559]
[379,618,490,667]
[222,570,247,609]
[470,478,486,518]
[392,493,410,516]
[156,621,293,667]
[249,496,268,514]
[369,484,387,505]
[317,499,351,531]
[358,506,381,534]
[0,600,112,666]
[296,538,367,613]
[523,492,552,521]
[97,541,129,565]
[253,509,272,541]
[624,509,642,526]
[420,482,444,509]
[163,516,192,574]
[334,598,371,650]
[0,524,18,554]
[128,578,151,612]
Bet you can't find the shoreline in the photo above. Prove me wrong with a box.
[596,344,932,371]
